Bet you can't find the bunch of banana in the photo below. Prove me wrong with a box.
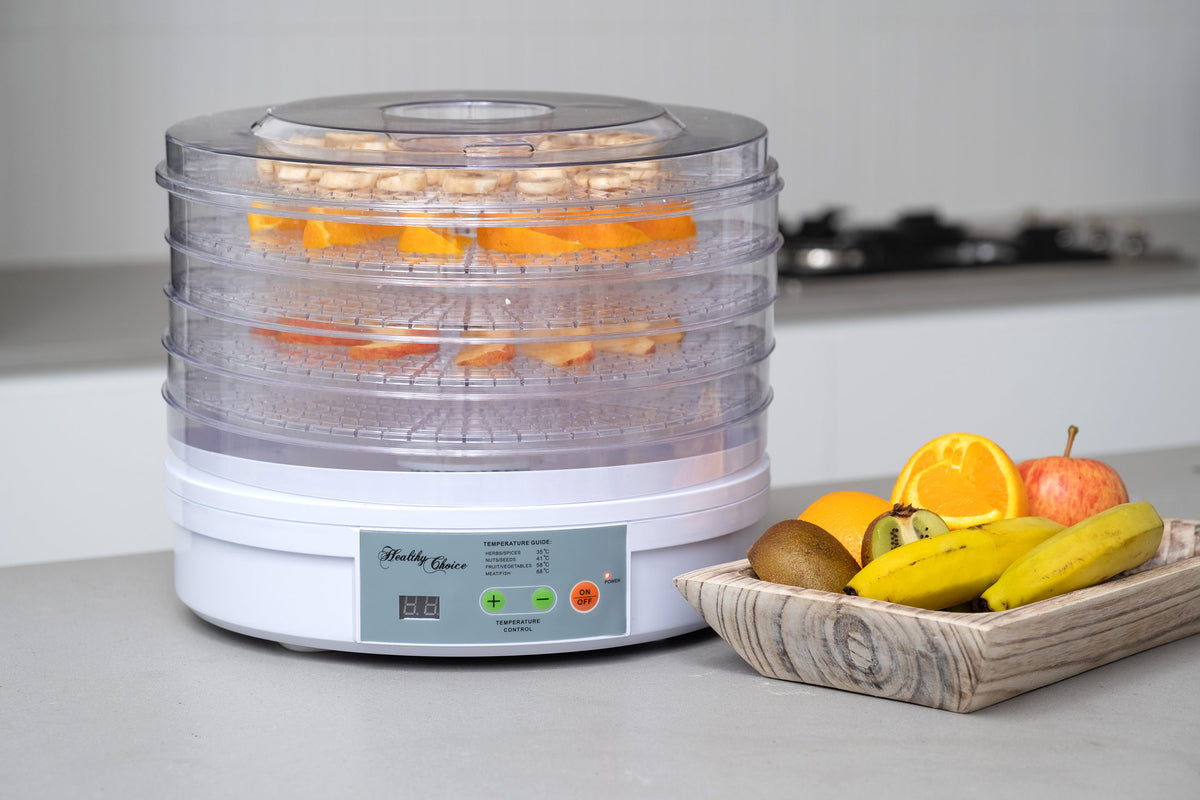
[844,516,1064,610]
[979,501,1163,611]
[843,502,1164,612]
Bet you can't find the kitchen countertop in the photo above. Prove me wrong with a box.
[774,203,1200,323]
[4,445,1199,798]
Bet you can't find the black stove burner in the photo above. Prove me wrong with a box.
[777,208,1147,278]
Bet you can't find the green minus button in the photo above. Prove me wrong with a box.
[531,587,556,611]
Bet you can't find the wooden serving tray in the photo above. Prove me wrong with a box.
[674,518,1200,712]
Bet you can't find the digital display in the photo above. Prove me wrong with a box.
[398,594,440,620]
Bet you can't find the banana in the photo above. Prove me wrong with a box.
[978,501,1163,611]
[844,516,1065,610]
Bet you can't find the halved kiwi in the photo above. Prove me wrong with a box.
[860,504,950,565]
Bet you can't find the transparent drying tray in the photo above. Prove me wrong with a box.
[157,91,780,219]
[168,257,774,335]
[163,361,771,471]
[165,305,772,395]
[167,215,779,284]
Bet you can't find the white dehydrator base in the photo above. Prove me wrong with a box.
[167,447,770,656]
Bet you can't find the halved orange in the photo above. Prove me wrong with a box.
[396,225,470,255]
[891,432,1028,529]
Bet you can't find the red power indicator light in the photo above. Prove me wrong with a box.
[604,571,612,581]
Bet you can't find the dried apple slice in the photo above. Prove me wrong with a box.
[593,336,656,355]
[454,330,517,367]
[346,339,439,361]
[454,341,517,367]
[591,321,657,355]
[646,319,685,345]
[516,339,596,367]
[274,318,374,346]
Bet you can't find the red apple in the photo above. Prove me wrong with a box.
[1017,425,1130,527]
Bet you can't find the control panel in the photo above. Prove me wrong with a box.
[358,526,628,645]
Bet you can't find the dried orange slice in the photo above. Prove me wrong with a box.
[476,226,584,254]
[529,222,652,249]
[891,433,1028,529]
[396,226,469,255]
[628,214,697,241]
[302,219,391,249]
[301,208,393,249]
[247,203,306,241]
[247,212,305,234]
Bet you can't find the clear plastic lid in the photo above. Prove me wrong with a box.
[158,91,779,220]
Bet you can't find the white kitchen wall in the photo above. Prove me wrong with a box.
[2,0,1199,268]
[3,1,1200,566]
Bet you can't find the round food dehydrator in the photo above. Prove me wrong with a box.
[156,91,781,655]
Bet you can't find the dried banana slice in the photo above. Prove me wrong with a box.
[286,134,326,148]
[275,163,322,182]
[377,170,429,194]
[515,168,570,196]
[318,169,379,190]
[623,161,660,181]
[574,168,632,191]
[535,133,594,151]
[516,177,569,197]
[594,131,654,147]
[351,139,390,152]
[324,131,383,148]
[442,171,501,195]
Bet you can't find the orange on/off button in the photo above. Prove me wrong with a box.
[570,581,600,613]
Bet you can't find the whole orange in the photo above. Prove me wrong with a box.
[797,490,893,566]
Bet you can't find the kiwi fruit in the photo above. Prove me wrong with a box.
[860,504,951,566]
[747,519,861,592]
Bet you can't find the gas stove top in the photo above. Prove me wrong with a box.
[777,207,1154,278]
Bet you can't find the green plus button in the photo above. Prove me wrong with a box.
[530,587,556,611]
[481,590,506,614]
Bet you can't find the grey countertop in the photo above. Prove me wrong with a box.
[4,445,1199,798]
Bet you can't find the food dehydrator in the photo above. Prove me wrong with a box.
[156,91,781,655]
